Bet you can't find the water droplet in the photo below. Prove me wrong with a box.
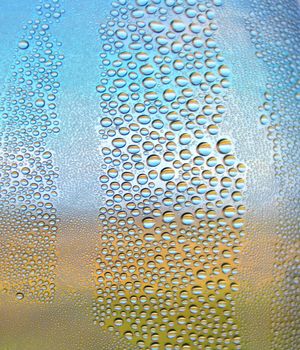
[18,40,29,50]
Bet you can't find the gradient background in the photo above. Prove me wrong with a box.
[0,1,298,349]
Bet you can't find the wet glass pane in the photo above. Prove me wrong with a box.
[0,1,299,349]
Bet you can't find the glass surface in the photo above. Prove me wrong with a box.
[0,0,299,349]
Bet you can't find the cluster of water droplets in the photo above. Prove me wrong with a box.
[0,0,64,302]
[246,1,300,348]
[94,0,246,348]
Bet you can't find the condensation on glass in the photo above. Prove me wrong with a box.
[0,0,299,349]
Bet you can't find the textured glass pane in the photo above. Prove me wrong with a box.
[0,1,299,349]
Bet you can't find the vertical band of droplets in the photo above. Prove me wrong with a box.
[245,1,300,349]
[0,0,64,303]
[95,1,246,349]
